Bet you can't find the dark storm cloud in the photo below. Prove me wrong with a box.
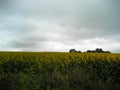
[0,0,120,52]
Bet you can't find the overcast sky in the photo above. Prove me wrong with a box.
[0,0,120,52]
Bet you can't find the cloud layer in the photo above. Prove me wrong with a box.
[0,0,120,52]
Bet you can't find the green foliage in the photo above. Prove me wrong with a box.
[0,52,120,90]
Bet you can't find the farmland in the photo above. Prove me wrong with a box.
[0,52,120,90]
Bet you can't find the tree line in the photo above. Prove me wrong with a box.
[69,48,111,53]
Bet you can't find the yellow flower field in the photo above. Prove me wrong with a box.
[0,52,120,90]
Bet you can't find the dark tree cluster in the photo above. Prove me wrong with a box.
[87,48,111,53]
[69,49,81,53]
[69,48,111,53]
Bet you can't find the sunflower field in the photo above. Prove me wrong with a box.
[0,52,120,90]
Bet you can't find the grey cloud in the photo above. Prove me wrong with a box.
[17,0,120,31]
[0,0,15,12]
[2,0,120,33]
[9,40,39,48]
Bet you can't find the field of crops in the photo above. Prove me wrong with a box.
[0,52,120,90]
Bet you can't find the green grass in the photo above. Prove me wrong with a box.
[0,52,120,90]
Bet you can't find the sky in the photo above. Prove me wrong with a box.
[0,0,120,52]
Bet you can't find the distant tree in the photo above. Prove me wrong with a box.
[69,49,77,52]
[77,51,82,53]
[70,48,111,53]
[69,49,82,53]
[87,50,92,53]
[86,48,111,53]
[95,48,103,52]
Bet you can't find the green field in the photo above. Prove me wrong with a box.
[0,52,120,90]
